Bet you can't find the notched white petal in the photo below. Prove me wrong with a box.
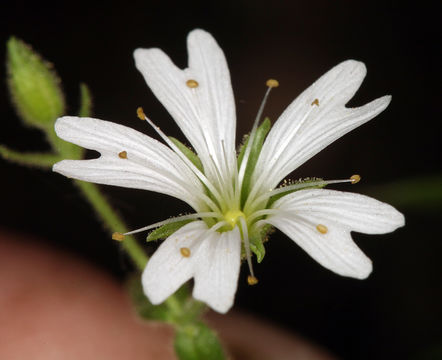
[267,215,373,279]
[143,221,241,313]
[192,226,241,313]
[265,189,404,279]
[253,60,391,192]
[53,116,203,209]
[142,221,208,304]
[272,189,405,234]
[134,29,236,186]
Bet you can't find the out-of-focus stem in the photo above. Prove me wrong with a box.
[74,180,148,271]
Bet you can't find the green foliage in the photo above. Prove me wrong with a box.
[0,146,61,169]
[3,36,86,164]
[367,174,442,210]
[128,276,224,360]
[78,83,93,117]
[146,219,194,242]
[174,323,225,360]
[7,37,65,130]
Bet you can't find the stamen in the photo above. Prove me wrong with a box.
[311,98,319,106]
[123,212,220,236]
[209,221,229,233]
[350,174,361,184]
[220,140,236,205]
[118,151,127,159]
[136,107,146,120]
[266,79,279,88]
[238,80,277,187]
[316,224,328,234]
[209,153,231,209]
[180,247,191,257]
[136,107,223,210]
[247,208,280,224]
[186,79,199,88]
[246,178,353,214]
[239,217,256,280]
[247,275,259,285]
[247,92,322,205]
[112,232,125,241]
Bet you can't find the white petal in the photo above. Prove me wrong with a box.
[53,116,204,210]
[253,60,391,192]
[142,221,208,304]
[192,226,242,313]
[134,29,236,187]
[265,189,404,278]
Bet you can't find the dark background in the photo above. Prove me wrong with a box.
[1,1,440,359]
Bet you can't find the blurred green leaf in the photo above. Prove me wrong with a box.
[0,145,61,168]
[78,83,93,117]
[7,37,65,130]
[366,175,442,210]
[174,323,225,360]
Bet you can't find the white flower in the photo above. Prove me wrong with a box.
[53,29,404,314]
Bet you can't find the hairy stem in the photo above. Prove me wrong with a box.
[74,180,148,270]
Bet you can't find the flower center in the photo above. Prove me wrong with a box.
[223,210,245,229]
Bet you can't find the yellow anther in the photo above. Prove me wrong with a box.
[247,275,259,285]
[266,79,279,88]
[112,232,125,241]
[118,151,127,159]
[316,224,328,234]
[186,79,199,88]
[311,98,319,106]
[136,107,146,120]
[180,247,191,257]
[350,174,361,184]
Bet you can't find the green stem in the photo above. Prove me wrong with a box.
[74,180,148,270]
[165,294,183,316]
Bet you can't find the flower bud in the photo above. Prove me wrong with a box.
[6,37,65,130]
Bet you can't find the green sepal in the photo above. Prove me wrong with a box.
[146,219,193,242]
[78,83,93,117]
[0,145,62,169]
[249,224,273,263]
[6,37,65,130]
[174,323,225,360]
[267,177,326,207]
[169,137,203,172]
[129,276,186,323]
[237,134,249,168]
[237,117,271,168]
[249,238,265,264]
[238,118,271,207]
[127,276,206,325]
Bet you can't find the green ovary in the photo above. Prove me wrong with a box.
[223,210,246,230]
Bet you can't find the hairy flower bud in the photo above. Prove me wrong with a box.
[7,37,65,130]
